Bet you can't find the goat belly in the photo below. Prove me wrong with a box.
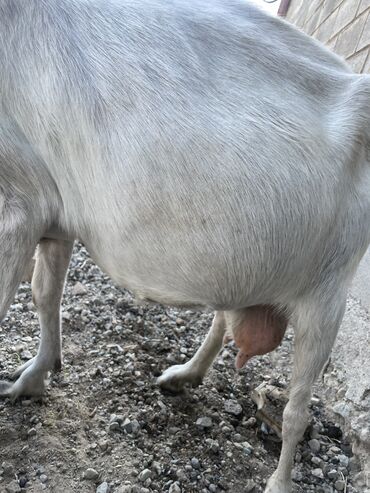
[233,306,288,369]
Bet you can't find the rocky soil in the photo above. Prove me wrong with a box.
[0,245,365,493]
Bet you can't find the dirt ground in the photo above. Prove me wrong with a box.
[0,245,363,493]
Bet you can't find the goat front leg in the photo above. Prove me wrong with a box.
[265,291,346,493]
[0,206,42,398]
[158,311,226,392]
[3,239,73,398]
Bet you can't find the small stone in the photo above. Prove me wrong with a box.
[169,483,181,493]
[337,455,349,467]
[224,399,242,416]
[116,487,132,493]
[190,458,200,470]
[27,428,37,437]
[311,396,321,406]
[330,446,342,454]
[39,474,48,483]
[85,468,99,481]
[308,439,321,454]
[311,456,322,467]
[5,481,21,493]
[109,422,120,432]
[334,480,346,491]
[312,468,324,479]
[333,402,351,419]
[21,350,33,360]
[98,440,109,451]
[122,418,140,434]
[242,441,254,455]
[205,439,219,453]
[245,480,257,492]
[96,481,110,493]
[196,417,213,429]
[138,469,152,482]
[109,414,124,424]
[244,417,257,427]
[292,469,303,482]
[310,424,321,439]
[72,282,88,296]
[176,469,187,482]
[327,469,338,480]
[1,462,14,477]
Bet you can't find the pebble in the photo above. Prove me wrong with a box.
[21,350,33,360]
[224,399,242,416]
[311,456,322,467]
[1,462,14,477]
[190,458,200,470]
[27,428,37,437]
[196,416,213,429]
[327,469,338,480]
[109,422,120,432]
[308,439,321,454]
[39,474,48,483]
[85,468,99,481]
[138,469,152,482]
[122,418,140,434]
[115,484,133,493]
[205,439,219,453]
[245,480,257,492]
[338,455,349,467]
[244,417,257,427]
[98,440,109,451]
[96,481,110,493]
[312,468,324,479]
[109,414,124,424]
[335,480,346,491]
[116,487,132,493]
[169,483,181,493]
[176,469,187,482]
[5,481,21,493]
[292,469,303,482]
[72,281,88,295]
[329,446,342,455]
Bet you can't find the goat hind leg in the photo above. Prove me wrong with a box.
[265,293,347,493]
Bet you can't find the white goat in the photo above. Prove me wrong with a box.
[0,1,369,491]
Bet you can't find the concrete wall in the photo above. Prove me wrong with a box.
[286,0,370,73]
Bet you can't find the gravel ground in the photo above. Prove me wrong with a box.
[0,244,364,493]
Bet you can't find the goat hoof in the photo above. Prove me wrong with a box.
[0,380,13,398]
[157,364,203,393]
[11,357,36,380]
[0,365,47,399]
[264,474,292,493]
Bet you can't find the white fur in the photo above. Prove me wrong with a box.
[1,1,370,491]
